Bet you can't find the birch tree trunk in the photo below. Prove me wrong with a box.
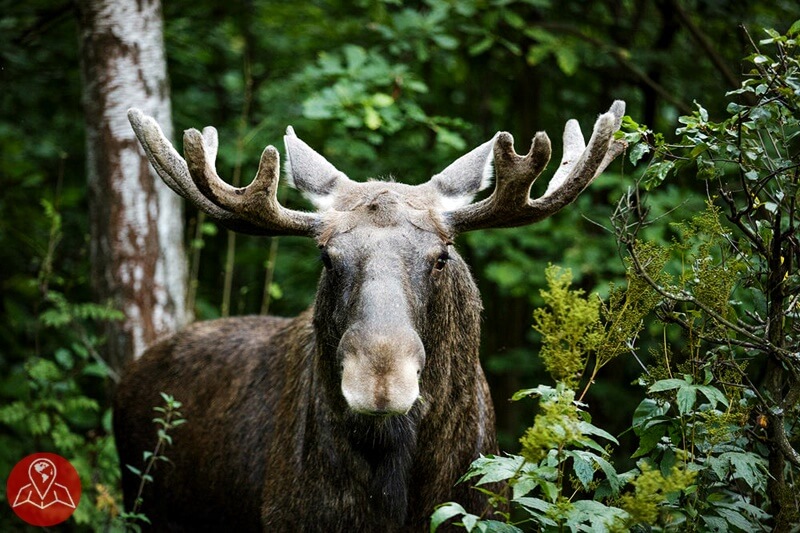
[78,0,187,370]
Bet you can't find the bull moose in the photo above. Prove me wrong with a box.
[114,101,626,531]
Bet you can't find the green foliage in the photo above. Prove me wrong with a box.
[119,393,186,530]
[0,200,126,530]
[617,462,696,526]
[432,278,691,532]
[432,382,697,532]
[517,384,603,463]
[532,261,662,398]
[533,266,603,387]
[615,22,800,530]
[435,24,800,532]
[296,42,470,167]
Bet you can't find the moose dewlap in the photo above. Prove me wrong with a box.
[114,101,626,531]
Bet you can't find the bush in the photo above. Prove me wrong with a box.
[433,22,800,532]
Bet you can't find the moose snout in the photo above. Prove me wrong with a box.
[339,328,425,416]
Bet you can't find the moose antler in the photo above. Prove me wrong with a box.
[128,109,318,236]
[447,100,626,232]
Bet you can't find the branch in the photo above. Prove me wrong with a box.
[11,3,74,46]
[657,309,765,351]
[536,22,693,114]
[730,363,800,470]
[770,409,800,469]
[666,0,740,90]
[626,241,765,345]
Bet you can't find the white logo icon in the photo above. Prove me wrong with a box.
[11,458,76,510]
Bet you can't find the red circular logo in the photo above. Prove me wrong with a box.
[6,452,82,527]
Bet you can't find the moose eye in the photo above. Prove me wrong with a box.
[320,249,333,270]
[433,251,449,272]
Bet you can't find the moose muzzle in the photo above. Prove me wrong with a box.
[339,327,425,416]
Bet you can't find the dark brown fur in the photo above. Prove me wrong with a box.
[114,204,498,531]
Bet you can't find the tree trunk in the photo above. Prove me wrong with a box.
[78,0,187,371]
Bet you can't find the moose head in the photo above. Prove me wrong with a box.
[127,102,624,417]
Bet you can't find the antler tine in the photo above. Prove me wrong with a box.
[448,101,626,233]
[128,108,317,237]
[541,99,626,200]
[182,129,317,236]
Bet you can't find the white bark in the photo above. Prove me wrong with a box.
[79,0,187,367]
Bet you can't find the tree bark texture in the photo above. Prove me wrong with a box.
[78,0,187,370]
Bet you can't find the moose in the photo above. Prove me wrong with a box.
[114,101,626,531]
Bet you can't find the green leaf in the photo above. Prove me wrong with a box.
[82,363,106,379]
[788,19,800,36]
[540,480,559,502]
[632,398,670,430]
[54,348,74,370]
[476,460,523,485]
[676,385,697,415]
[302,95,334,120]
[432,34,459,50]
[554,47,579,76]
[591,454,622,494]
[431,502,466,532]
[695,385,730,409]
[516,497,550,513]
[268,282,283,300]
[458,455,525,485]
[648,378,687,393]
[462,513,478,532]
[371,93,394,108]
[511,475,537,499]
[469,36,494,56]
[715,507,756,531]
[575,435,608,454]
[503,11,525,29]
[476,520,524,532]
[720,451,767,490]
[364,106,382,130]
[641,160,674,190]
[511,387,544,401]
[631,425,664,459]
[706,455,727,481]
[578,420,619,445]
[569,451,595,489]
[526,44,551,66]
[343,45,367,70]
[701,515,728,532]
[629,142,651,165]
[436,128,466,150]
[570,499,629,531]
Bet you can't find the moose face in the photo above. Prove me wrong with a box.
[312,182,466,415]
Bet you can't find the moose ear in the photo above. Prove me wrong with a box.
[283,126,351,211]
[426,134,498,211]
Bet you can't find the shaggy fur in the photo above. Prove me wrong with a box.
[115,203,497,532]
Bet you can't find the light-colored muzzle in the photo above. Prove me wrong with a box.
[339,329,425,415]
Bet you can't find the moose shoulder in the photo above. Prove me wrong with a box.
[114,101,626,531]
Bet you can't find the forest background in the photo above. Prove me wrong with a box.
[1,0,799,530]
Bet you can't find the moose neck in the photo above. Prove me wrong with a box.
[304,256,485,524]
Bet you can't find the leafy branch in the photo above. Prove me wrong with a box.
[120,393,186,529]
